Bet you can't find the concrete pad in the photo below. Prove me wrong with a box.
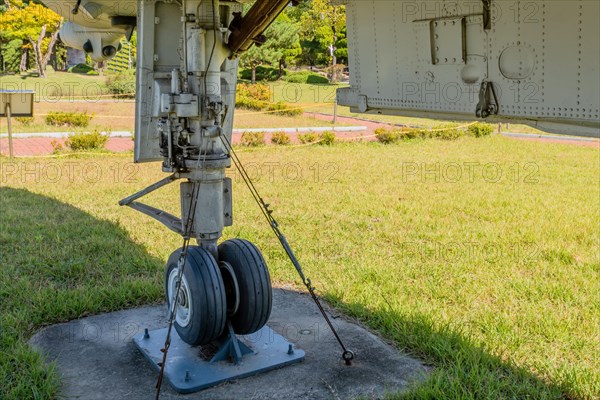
[29,289,429,399]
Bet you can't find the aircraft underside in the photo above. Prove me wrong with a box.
[338,0,600,136]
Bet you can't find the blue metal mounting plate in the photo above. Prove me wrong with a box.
[132,326,305,393]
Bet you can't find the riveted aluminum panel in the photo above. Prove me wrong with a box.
[339,0,600,136]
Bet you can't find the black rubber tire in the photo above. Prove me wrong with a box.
[165,246,226,346]
[218,239,272,334]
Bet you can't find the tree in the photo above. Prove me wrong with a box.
[0,39,22,72]
[1,0,18,11]
[239,13,300,83]
[334,27,348,65]
[299,0,345,81]
[0,2,62,77]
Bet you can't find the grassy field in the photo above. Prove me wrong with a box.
[0,70,108,98]
[1,136,598,399]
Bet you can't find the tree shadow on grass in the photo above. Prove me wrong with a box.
[324,296,577,400]
[0,187,165,399]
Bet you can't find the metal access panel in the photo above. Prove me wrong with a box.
[0,91,35,117]
[337,0,600,136]
[134,0,242,162]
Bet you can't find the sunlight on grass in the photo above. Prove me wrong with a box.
[1,131,598,398]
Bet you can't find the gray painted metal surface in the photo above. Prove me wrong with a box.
[133,325,305,393]
[338,0,600,136]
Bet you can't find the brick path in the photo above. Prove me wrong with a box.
[0,137,135,157]
[0,114,596,157]
[0,113,391,157]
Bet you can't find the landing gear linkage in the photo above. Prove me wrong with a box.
[218,134,355,366]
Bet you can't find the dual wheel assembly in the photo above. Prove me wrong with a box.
[165,239,272,345]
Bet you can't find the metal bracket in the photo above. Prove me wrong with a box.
[119,174,179,206]
[132,324,305,393]
[119,174,183,235]
[126,202,183,235]
[482,0,492,30]
[210,322,254,365]
[476,80,499,118]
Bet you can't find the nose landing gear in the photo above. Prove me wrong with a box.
[164,239,273,345]
[135,238,303,393]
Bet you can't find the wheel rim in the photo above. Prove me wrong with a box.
[167,267,192,327]
[219,261,240,316]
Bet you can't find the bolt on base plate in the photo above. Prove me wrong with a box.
[133,326,305,394]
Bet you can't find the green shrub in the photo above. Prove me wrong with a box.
[378,126,464,141]
[105,71,136,98]
[428,124,464,140]
[271,131,290,145]
[402,128,426,140]
[240,131,265,147]
[318,131,336,145]
[283,71,329,84]
[468,122,495,137]
[298,132,318,144]
[68,63,96,74]
[374,127,398,144]
[65,130,109,151]
[1,39,23,73]
[15,117,34,126]
[236,96,302,116]
[237,83,271,101]
[239,66,282,81]
[45,111,92,127]
[266,101,302,116]
[50,139,63,154]
[236,96,267,111]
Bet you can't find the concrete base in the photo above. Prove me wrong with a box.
[29,288,429,399]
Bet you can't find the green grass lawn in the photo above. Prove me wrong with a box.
[1,136,598,399]
[0,69,108,98]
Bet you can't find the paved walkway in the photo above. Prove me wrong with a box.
[0,114,596,157]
